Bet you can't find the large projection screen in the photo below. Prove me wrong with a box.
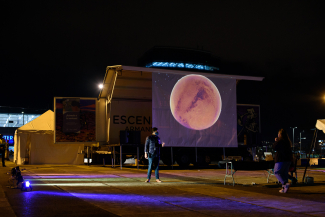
[54,97,96,144]
[152,73,237,147]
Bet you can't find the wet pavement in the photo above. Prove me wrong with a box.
[1,160,325,217]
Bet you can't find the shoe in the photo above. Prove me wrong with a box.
[284,183,290,193]
[279,185,285,193]
[145,179,150,183]
[156,179,162,183]
[292,178,297,185]
[2,165,5,167]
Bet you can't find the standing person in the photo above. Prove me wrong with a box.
[144,127,165,183]
[273,129,293,193]
[0,134,7,167]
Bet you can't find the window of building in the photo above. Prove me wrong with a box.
[0,113,40,128]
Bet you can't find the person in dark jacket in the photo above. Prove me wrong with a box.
[144,127,165,183]
[273,129,293,193]
[0,134,7,167]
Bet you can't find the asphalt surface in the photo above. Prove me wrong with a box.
[1,160,325,217]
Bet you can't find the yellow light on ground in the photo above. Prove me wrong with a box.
[98,84,103,89]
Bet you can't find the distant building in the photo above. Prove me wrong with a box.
[0,106,47,144]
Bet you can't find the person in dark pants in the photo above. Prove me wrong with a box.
[0,134,7,167]
[273,129,293,193]
[144,127,165,183]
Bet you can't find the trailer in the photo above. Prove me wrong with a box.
[95,65,263,167]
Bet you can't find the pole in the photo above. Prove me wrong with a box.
[293,128,295,153]
[302,129,318,182]
[300,132,302,154]
[87,146,89,166]
[137,146,139,170]
[120,145,122,170]
[171,147,173,170]
[113,146,115,168]
[291,127,297,153]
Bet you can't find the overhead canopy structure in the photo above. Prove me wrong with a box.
[14,110,84,165]
[95,65,264,145]
[316,119,325,133]
[98,65,264,101]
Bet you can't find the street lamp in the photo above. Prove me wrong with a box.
[300,131,306,156]
[22,111,24,126]
[290,127,297,152]
[98,84,103,89]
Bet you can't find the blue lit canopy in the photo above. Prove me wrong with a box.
[146,62,219,71]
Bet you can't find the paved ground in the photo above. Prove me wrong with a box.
[1,160,325,217]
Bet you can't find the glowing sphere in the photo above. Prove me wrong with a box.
[170,75,222,130]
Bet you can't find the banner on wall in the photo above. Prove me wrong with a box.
[54,97,96,143]
[152,73,237,147]
[237,104,260,146]
[109,100,152,144]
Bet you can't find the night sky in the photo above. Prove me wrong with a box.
[2,1,325,142]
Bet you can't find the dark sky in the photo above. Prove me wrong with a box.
[1,1,325,141]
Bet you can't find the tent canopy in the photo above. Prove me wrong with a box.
[316,119,325,133]
[14,110,83,165]
[18,110,54,132]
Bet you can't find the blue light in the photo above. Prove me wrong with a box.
[205,65,211,71]
[3,135,14,144]
[147,62,218,71]
[26,181,30,188]
[169,62,176,67]
[152,62,161,67]
[177,63,184,68]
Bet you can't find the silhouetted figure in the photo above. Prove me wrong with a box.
[144,127,165,183]
[0,134,7,167]
[273,129,293,193]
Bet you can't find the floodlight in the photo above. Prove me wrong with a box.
[21,181,32,191]
[84,158,92,164]
[98,84,103,89]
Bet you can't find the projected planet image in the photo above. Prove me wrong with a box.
[170,74,222,130]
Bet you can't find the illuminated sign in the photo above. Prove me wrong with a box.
[3,135,14,144]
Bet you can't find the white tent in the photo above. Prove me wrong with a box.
[316,119,325,133]
[14,110,84,165]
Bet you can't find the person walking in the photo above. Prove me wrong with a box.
[273,129,293,193]
[0,134,7,167]
[144,127,165,183]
